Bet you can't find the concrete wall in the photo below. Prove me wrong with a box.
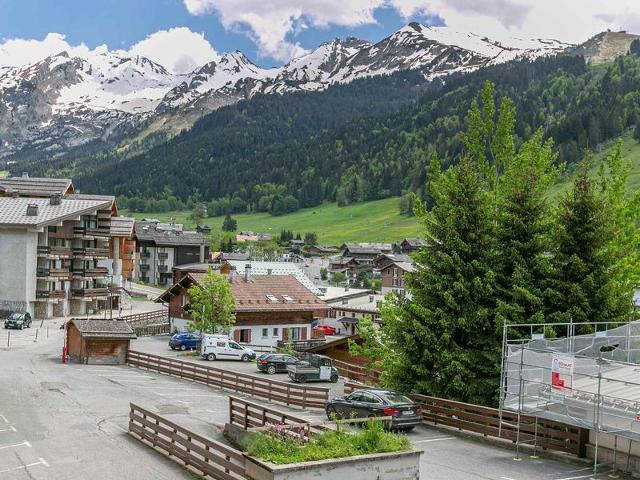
[244,449,422,480]
[0,228,38,315]
[587,431,640,475]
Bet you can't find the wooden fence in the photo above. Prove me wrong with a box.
[121,309,168,325]
[413,394,589,457]
[343,381,588,457]
[127,350,329,409]
[331,358,380,384]
[229,396,322,431]
[129,403,245,480]
[133,323,171,336]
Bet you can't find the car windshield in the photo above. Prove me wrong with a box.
[380,392,413,405]
[8,313,23,320]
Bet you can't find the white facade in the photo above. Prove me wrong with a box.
[0,229,38,316]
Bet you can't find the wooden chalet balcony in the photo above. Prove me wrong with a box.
[73,247,110,258]
[36,267,71,279]
[169,306,192,320]
[73,226,110,237]
[71,288,110,298]
[36,290,67,300]
[72,267,109,278]
[37,246,72,258]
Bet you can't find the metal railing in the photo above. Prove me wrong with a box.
[129,403,245,480]
[127,350,329,409]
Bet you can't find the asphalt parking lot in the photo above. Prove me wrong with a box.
[0,329,633,479]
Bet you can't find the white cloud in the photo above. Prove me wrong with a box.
[128,27,219,73]
[184,0,385,61]
[184,0,640,62]
[0,27,219,74]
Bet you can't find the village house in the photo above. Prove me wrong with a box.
[135,220,209,286]
[156,266,329,347]
[0,177,121,318]
[319,286,384,335]
[108,217,137,283]
[306,245,339,257]
[379,260,414,297]
[339,243,393,264]
[373,252,413,271]
[394,238,427,254]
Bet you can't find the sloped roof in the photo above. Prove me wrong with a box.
[135,223,208,246]
[0,196,113,228]
[69,319,136,339]
[401,238,427,247]
[0,177,73,197]
[157,273,328,313]
[342,243,393,254]
[227,261,320,295]
[110,216,135,237]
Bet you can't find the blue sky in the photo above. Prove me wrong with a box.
[0,0,636,71]
[0,0,440,67]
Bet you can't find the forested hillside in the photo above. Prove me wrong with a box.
[65,52,640,214]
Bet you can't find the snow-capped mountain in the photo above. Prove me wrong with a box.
[0,23,572,161]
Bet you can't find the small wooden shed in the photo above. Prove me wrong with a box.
[66,319,136,365]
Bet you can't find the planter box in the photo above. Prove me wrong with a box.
[244,448,422,480]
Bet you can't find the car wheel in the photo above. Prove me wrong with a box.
[170,346,175,350]
[206,353,216,361]
[403,426,415,432]
[298,375,307,383]
[180,345,187,351]
[267,365,276,375]
[330,374,339,383]
[241,354,250,362]
[326,405,338,419]
[19,324,23,330]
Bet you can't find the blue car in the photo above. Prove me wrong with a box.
[169,332,201,351]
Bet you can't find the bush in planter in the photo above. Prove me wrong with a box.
[246,419,410,465]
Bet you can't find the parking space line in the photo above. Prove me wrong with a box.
[155,392,218,398]
[0,426,16,433]
[0,457,49,474]
[0,440,30,450]
[413,436,455,443]
[553,475,594,480]
[0,415,8,424]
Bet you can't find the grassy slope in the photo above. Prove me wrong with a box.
[125,197,420,245]
[125,134,640,246]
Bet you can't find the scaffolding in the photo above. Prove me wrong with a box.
[500,320,640,477]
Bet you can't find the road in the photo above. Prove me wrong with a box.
[0,327,630,479]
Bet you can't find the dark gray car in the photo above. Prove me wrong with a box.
[4,312,32,330]
[325,388,422,430]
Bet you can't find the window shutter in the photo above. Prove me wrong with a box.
[233,330,240,342]
[247,329,252,344]
[300,327,307,340]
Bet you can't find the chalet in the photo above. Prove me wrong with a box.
[135,220,209,286]
[66,319,136,364]
[339,243,393,264]
[307,245,339,256]
[394,238,427,254]
[328,255,360,279]
[109,216,136,282]
[373,253,412,271]
[156,268,329,347]
[319,286,384,335]
[0,175,74,198]
[380,260,414,297]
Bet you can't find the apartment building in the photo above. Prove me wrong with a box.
[0,193,116,318]
[135,221,209,286]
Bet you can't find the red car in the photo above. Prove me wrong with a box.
[315,324,336,335]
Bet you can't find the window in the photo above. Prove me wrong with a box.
[351,313,356,318]
[261,328,268,338]
[272,328,279,337]
[229,342,242,350]
[238,329,251,343]
[181,295,187,307]
[266,295,279,303]
[393,267,398,277]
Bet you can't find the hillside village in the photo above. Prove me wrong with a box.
[3,7,640,480]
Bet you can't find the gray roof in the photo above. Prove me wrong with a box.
[0,196,113,228]
[401,238,427,247]
[394,261,415,273]
[66,193,115,203]
[0,176,73,197]
[69,319,136,339]
[342,243,393,254]
[227,260,321,295]
[135,223,208,246]
[110,216,135,237]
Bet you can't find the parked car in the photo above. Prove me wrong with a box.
[325,388,422,431]
[169,332,201,351]
[314,323,336,335]
[4,312,32,330]
[287,354,339,383]
[200,335,256,362]
[257,354,300,374]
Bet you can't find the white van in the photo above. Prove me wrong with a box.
[200,335,256,362]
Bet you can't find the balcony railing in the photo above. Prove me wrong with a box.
[72,288,110,298]
[36,290,67,299]
[36,268,71,278]
[72,267,109,278]
[158,265,168,273]
[139,264,150,271]
[158,252,168,260]
[37,246,72,258]
[73,226,110,237]
[73,247,110,258]
[140,251,150,259]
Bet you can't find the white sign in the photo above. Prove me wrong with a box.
[551,354,574,394]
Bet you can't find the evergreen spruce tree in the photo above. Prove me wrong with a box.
[381,158,498,405]
[494,131,561,329]
[548,163,626,326]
